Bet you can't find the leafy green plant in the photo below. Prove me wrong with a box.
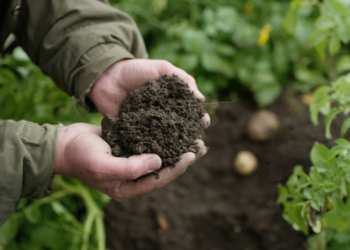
[111,0,327,106]
[0,48,102,125]
[278,73,350,249]
[0,49,108,250]
[278,1,350,249]
[0,177,110,250]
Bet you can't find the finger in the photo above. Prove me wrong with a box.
[120,60,161,92]
[192,88,206,102]
[98,153,162,181]
[194,140,208,161]
[68,123,102,136]
[202,113,211,128]
[156,60,205,101]
[158,62,210,125]
[113,152,195,201]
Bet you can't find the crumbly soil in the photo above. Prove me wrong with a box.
[102,75,206,168]
[104,90,350,250]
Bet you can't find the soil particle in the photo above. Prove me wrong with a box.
[104,91,349,250]
[102,75,206,168]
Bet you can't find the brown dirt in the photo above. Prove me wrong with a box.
[102,75,205,168]
[104,91,346,250]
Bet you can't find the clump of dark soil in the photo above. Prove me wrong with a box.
[104,91,350,250]
[102,75,206,168]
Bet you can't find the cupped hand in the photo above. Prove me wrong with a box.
[57,59,210,201]
[54,123,207,202]
[88,59,210,126]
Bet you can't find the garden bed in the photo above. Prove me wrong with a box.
[104,91,344,250]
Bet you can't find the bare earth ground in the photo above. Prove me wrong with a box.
[104,92,344,250]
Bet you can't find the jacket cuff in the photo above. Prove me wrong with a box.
[71,43,135,112]
[0,120,63,226]
[21,122,64,199]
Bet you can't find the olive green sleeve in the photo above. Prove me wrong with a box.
[13,0,148,111]
[0,120,63,227]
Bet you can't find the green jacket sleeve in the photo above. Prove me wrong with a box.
[14,0,148,111]
[0,120,62,227]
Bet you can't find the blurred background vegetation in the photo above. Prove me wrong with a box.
[1,0,350,249]
[112,0,331,106]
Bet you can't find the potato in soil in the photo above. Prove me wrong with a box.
[101,75,206,169]
[247,110,280,142]
[233,150,258,176]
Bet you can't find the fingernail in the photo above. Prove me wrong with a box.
[146,156,162,172]
[194,89,205,101]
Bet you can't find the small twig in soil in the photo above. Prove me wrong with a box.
[203,100,236,106]
[156,82,170,95]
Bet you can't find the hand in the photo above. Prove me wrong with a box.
[61,59,210,201]
[88,59,210,125]
[54,123,207,201]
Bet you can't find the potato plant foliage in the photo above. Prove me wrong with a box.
[278,1,350,249]
[0,49,109,250]
[111,0,329,107]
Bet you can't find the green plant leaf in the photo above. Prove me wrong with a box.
[325,0,349,17]
[284,0,302,33]
[329,36,341,56]
[310,30,329,47]
[311,219,322,234]
[182,29,209,53]
[323,183,339,193]
[337,55,350,73]
[310,86,332,125]
[311,199,320,211]
[310,98,329,125]
[29,224,68,249]
[328,145,346,160]
[12,47,29,61]
[327,196,334,210]
[216,44,236,56]
[285,203,309,234]
[0,217,19,246]
[315,15,336,30]
[312,86,333,103]
[340,178,347,197]
[254,84,282,108]
[341,117,350,137]
[201,52,222,72]
[277,184,289,203]
[303,189,313,200]
[307,230,328,250]
[316,38,328,61]
[177,54,199,72]
[309,166,322,183]
[322,198,350,233]
[24,205,41,224]
[18,241,43,250]
[4,242,20,250]
[337,21,350,43]
[315,192,327,210]
[320,101,331,116]
[336,138,350,148]
[311,142,330,169]
[325,108,341,139]
[51,201,82,228]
